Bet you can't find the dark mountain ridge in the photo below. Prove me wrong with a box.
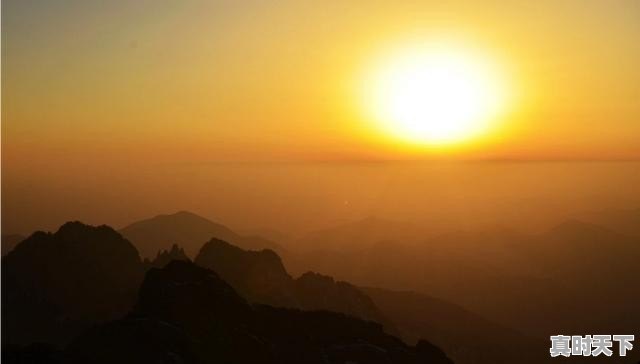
[2,222,145,347]
[194,238,390,325]
[3,220,400,351]
[64,260,454,364]
[1,234,25,256]
[5,216,575,363]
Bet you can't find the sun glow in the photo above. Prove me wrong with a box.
[363,42,509,146]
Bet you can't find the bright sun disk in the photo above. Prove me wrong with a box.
[364,43,508,146]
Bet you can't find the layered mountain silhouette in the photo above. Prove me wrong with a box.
[194,238,390,326]
[120,211,283,258]
[2,220,457,364]
[2,222,145,347]
[240,226,290,244]
[363,287,547,364]
[64,260,453,364]
[190,233,561,364]
[578,207,640,238]
[288,217,640,342]
[10,212,630,363]
[293,216,427,254]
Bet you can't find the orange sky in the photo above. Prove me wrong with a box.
[2,1,640,235]
[3,0,640,166]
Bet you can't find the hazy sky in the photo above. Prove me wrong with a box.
[3,0,640,165]
[2,1,640,234]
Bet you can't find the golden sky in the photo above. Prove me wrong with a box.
[3,0,640,165]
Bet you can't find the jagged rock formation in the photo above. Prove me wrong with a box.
[147,243,190,268]
[1,222,145,347]
[65,261,453,364]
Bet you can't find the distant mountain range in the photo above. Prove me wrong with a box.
[4,209,639,363]
[288,213,640,345]
[119,211,283,258]
[362,287,547,364]
[577,207,640,238]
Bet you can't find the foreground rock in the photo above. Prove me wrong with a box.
[2,222,144,347]
[66,260,453,364]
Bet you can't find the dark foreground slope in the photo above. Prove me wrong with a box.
[2,221,453,364]
[64,261,453,364]
[1,234,25,256]
[2,222,144,347]
[363,287,548,364]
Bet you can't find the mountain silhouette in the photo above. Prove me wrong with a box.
[120,211,283,258]
[145,243,190,268]
[194,238,391,326]
[293,216,427,253]
[195,238,297,307]
[65,260,453,364]
[578,207,640,238]
[2,234,25,256]
[9,216,633,363]
[240,227,291,245]
[295,271,386,324]
[363,287,547,364]
[290,217,640,343]
[2,222,145,347]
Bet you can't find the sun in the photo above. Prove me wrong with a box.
[363,42,508,146]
